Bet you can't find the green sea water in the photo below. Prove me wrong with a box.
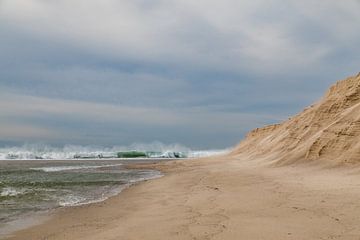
[0,160,163,236]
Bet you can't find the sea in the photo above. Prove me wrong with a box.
[0,159,165,237]
[0,143,229,237]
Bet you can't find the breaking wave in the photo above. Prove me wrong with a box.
[0,142,229,160]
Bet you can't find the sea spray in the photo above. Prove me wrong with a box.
[0,142,229,160]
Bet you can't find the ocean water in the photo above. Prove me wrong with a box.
[0,160,163,236]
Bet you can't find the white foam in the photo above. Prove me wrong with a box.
[58,195,87,206]
[30,163,123,172]
[0,187,27,197]
[188,149,229,158]
[58,171,163,207]
[0,142,230,160]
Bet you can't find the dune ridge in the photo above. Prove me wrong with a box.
[231,73,360,164]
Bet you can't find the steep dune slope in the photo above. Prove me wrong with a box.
[232,73,360,164]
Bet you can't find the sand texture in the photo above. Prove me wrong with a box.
[5,157,360,240]
[232,73,360,164]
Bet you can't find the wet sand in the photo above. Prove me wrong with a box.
[5,155,360,240]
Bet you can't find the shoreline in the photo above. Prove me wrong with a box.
[0,160,166,239]
[4,156,360,239]
[2,160,176,240]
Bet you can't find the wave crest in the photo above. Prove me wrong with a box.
[0,142,229,160]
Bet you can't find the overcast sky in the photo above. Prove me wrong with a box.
[1,0,360,149]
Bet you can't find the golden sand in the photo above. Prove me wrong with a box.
[232,73,360,164]
[6,157,360,240]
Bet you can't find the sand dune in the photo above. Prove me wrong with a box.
[232,73,360,164]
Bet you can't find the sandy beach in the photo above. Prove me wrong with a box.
[5,70,359,240]
[4,155,360,240]
[2,1,360,239]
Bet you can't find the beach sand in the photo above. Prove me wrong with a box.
[5,155,360,240]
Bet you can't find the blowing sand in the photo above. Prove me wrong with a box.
[4,155,360,240]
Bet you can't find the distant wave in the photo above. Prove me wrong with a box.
[0,142,229,160]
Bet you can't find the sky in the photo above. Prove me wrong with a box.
[0,0,360,149]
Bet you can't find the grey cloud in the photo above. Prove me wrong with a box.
[0,93,279,147]
[2,0,359,73]
[0,121,65,141]
[1,0,360,148]
[0,93,186,126]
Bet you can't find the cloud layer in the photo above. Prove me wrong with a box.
[1,0,360,148]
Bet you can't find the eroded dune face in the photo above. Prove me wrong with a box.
[232,73,360,164]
